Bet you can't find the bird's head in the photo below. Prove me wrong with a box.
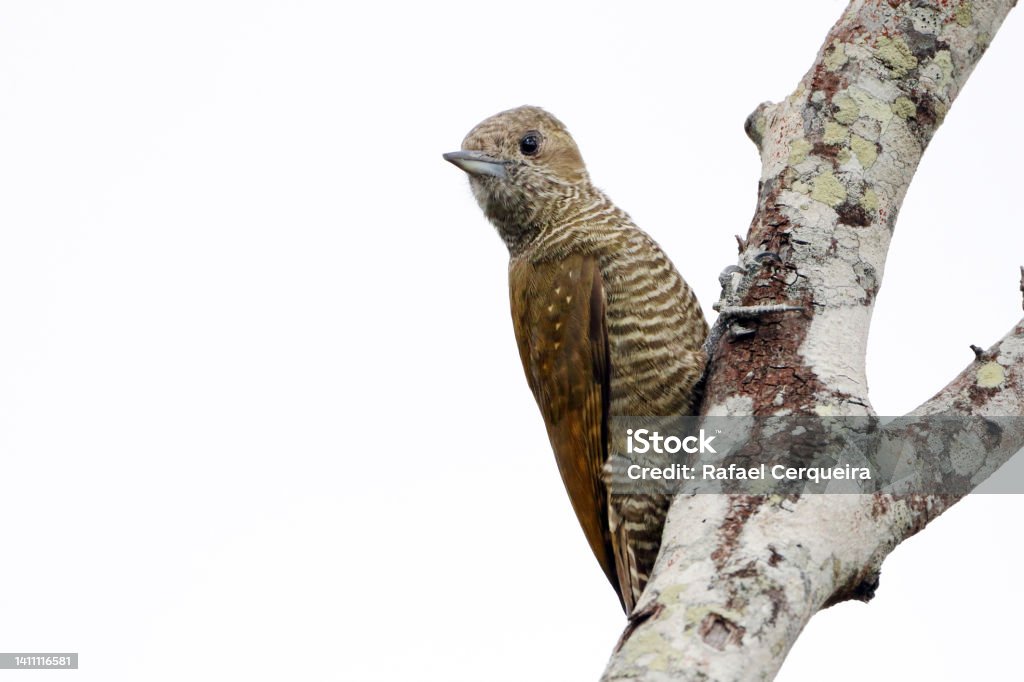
[444,106,590,252]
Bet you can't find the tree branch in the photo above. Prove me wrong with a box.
[602,0,1018,679]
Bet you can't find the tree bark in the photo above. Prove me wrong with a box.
[602,1,1020,679]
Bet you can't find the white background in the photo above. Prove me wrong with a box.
[1,1,1022,680]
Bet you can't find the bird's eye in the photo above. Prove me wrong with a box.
[519,132,541,156]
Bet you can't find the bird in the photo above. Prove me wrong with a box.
[444,106,708,613]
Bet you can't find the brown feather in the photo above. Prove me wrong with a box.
[509,254,624,608]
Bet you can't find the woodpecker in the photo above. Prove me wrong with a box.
[444,106,708,613]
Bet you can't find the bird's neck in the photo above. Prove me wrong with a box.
[497,185,619,259]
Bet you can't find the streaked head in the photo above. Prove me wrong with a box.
[444,106,589,251]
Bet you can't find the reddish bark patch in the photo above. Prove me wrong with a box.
[704,285,821,416]
[870,494,891,518]
[811,141,842,162]
[711,496,760,570]
[810,65,844,98]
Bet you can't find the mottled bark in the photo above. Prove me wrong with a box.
[602,0,1019,680]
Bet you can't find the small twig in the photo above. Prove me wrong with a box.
[713,303,804,318]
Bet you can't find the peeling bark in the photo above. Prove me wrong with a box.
[602,1,1019,680]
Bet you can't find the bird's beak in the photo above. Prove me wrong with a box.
[443,150,508,179]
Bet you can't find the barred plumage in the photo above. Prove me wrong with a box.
[445,106,708,613]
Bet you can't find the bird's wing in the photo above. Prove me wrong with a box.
[509,253,623,610]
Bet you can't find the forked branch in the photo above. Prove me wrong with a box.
[602,1,1019,679]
